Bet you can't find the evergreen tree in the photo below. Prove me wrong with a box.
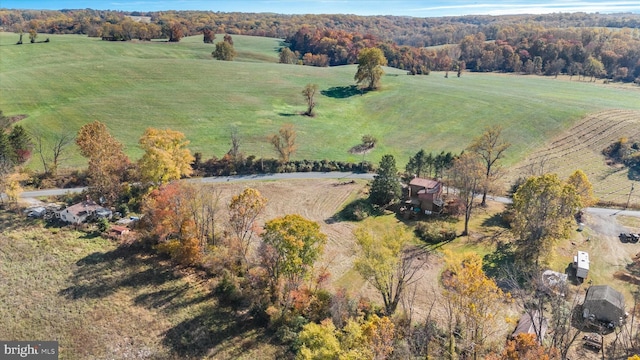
[369,154,401,206]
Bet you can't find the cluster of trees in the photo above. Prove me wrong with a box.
[3,8,639,47]
[457,27,640,82]
[212,34,236,60]
[603,137,640,173]
[285,23,640,82]
[3,8,639,81]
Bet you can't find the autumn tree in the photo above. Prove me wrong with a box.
[279,47,298,64]
[76,121,130,204]
[450,152,485,236]
[28,28,37,43]
[138,127,194,185]
[369,154,401,207]
[486,333,555,360]
[566,169,597,207]
[260,214,327,301]
[227,127,243,165]
[302,83,318,116]
[270,123,297,162]
[142,182,220,265]
[355,47,387,90]
[354,223,425,315]
[202,27,215,43]
[212,40,236,60]
[467,125,511,206]
[165,21,183,42]
[297,319,342,360]
[297,315,396,360]
[584,56,605,81]
[512,174,581,268]
[1,172,26,205]
[228,187,267,266]
[442,252,510,359]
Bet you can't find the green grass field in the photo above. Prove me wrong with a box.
[2,32,640,170]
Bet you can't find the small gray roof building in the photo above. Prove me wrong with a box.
[511,310,548,343]
[583,285,626,325]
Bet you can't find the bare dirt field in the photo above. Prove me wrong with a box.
[508,109,640,208]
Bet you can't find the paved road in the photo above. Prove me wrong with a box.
[9,172,375,200]
[8,172,640,219]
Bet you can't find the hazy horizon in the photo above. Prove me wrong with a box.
[2,0,640,17]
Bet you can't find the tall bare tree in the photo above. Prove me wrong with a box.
[467,125,511,207]
[33,130,73,176]
[450,152,484,236]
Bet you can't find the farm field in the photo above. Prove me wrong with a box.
[509,109,640,207]
[2,32,640,177]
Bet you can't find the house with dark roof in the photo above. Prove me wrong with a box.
[583,285,626,326]
[57,200,111,224]
[405,177,444,213]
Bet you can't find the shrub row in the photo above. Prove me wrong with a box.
[194,154,374,177]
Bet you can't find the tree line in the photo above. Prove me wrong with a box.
[2,9,640,81]
[2,8,639,47]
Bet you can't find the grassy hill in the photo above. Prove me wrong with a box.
[1,32,640,171]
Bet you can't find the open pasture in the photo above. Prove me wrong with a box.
[2,32,640,173]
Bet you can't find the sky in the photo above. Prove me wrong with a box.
[2,0,640,17]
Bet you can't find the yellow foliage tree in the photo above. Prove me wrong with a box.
[228,187,268,266]
[442,252,510,359]
[2,171,27,204]
[354,223,423,315]
[138,127,194,185]
[567,169,597,207]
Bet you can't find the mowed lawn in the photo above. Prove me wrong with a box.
[1,32,640,169]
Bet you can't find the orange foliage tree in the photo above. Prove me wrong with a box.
[486,333,558,360]
[76,120,130,205]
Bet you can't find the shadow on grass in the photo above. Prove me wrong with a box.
[60,245,183,301]
[482,241,516,281]
[278,112,299,117]
[334,198,382,222]
[162,305,276,358]
[481,212,510,228]
[321,85,367,98]
[0,209,30,231]
[60,243,276,357]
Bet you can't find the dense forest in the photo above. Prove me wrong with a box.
[1,9,640,79]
